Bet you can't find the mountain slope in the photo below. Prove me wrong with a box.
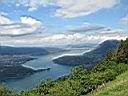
[88,70,128,96]
[53,40,119,68]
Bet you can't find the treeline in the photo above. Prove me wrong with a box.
[1,38,128,96]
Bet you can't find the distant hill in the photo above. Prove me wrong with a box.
[66,43,97,49]
[43,47,67,54]
[0,46,66,56]
[0,46,48,56]
[53,40,119,68]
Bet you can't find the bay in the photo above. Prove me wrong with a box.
[4,48,92,92]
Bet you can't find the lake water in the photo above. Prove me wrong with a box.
[4,48,93,92]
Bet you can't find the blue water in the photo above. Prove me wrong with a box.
[4,48,92,92]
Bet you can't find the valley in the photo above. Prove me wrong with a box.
[0,40,119,92]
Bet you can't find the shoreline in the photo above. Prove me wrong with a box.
[22,64,51,71]
[52,48,93,60]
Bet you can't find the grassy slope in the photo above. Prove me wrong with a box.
[88,70,128,96]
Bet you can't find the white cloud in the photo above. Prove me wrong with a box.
[20,16,43,34]
[1,29,127,46]
[120,16,128,26]
[17,0,53,11]
[41,30,127,44]
[0,16,44,36]
[0,15,13,24]
[1,0,119,18]
[0,12,8,16]
[68,23,106,32]
[20,16,42,25]
[55,0,120,18]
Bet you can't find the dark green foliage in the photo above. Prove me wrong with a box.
[70,66,88,80]
[114,38,128,64]
[0,85,15,96]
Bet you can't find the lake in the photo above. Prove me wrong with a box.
[4,48,93,92]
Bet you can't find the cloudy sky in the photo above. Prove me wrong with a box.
[0,0,128,46]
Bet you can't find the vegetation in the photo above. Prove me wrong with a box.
[88,70,128,96]
[0,38,128,96]
[0,85,16,96]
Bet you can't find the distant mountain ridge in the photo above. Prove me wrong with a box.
[0,46,48,56]
[53,40,119,68]
[66,43,97,49]
[0,46,66,56]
